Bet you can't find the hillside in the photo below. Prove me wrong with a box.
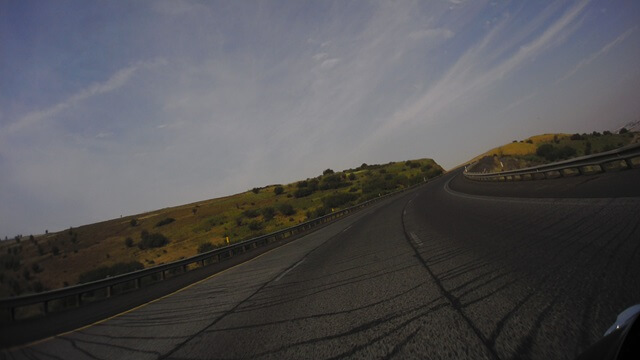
[469,130,638,173]
[0,158,443,298]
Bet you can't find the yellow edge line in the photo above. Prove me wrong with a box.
[6,243,289,352]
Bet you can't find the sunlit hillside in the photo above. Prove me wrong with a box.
[469,130,638,173]
[0,158,443,298]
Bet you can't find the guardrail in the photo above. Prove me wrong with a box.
[463,142,640,181]
[0,181,427,323]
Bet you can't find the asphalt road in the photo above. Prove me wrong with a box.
[3,170,640,359]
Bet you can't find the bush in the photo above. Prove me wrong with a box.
[138,233,169,249]
[247,220,264,231]
[155,218,175,227]
[294,187,313,198]
[125,237,134,248]
[32,281,44,293]
[322,193,359,209]
[619,127,629,134]
[279,203,296,216]
[274,186,284,195]
[261,207,276,221]
[323,168,334,175]
[348,173,356,180]
[52,246,60,256]
[296,180,308,188]
[320,174,347,190]
[130,218,138,227]
[78,261,144,283]
[603,130,612,135]
[251,187,260,194]
[197,242,216,254]
[243,209,260,218]
[526,139,533,144]
[536,144,577,162]
[570,133,583,140]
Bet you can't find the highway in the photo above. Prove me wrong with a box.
[3,169,640,359]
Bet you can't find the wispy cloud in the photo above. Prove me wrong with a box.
[4,59,166,135]
[408,28,454,41]
[556,27,635,84]
[365,1,591,146]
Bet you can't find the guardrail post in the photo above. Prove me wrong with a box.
[106,285,112,298]
[135,278,141,289]
[160,270,165,280]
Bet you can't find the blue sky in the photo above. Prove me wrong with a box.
[1,0,639,237]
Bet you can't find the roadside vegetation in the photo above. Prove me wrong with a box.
[0,157,442,297]
[469,129,638,173]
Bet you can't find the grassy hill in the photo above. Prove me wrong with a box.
[0,158,443,298]
[470,130,638,173]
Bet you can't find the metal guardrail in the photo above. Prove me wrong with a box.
[0,181,427,322]
[463,143,640,181]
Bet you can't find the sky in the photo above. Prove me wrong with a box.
[1,0,639,238]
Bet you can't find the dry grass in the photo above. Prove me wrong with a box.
[0,158,442,297]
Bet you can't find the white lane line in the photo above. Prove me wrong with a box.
[274,259,305,282]
[403,209,407,216]
[409,232,423,247]
[342,225,352,233]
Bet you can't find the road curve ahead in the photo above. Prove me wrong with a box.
[3,170,640,359]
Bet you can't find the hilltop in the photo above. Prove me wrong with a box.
[469,129,638,173]
[0,158,443,298]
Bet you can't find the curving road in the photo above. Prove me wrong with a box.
[3,169,640,359]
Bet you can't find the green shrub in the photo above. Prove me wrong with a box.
[197,242,216,254]
[536,144,576,162]
[248,220,264,231]
[294,187,313,198]
[322,193,359,209]
[251,187,260,194]
[619,127,628,134]
[243,209,260,218]
[78,261,144,283]
[274,186,284,195]
[1,254,21,271]
[138,233,169,249]
[130,218,138,227]
[278,203,296,216]
[155,218,175,227]
[125,237,134,248]
[319,174,348,190]
[348,173,356,180]
[261,207,276,221]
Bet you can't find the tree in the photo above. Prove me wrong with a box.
[323,168,334,175]
[274,186,284,195]
[619,127,629,134]
[348,173,356,180]
[251,187,260,194]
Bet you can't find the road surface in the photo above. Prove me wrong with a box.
[3,169,640,359]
